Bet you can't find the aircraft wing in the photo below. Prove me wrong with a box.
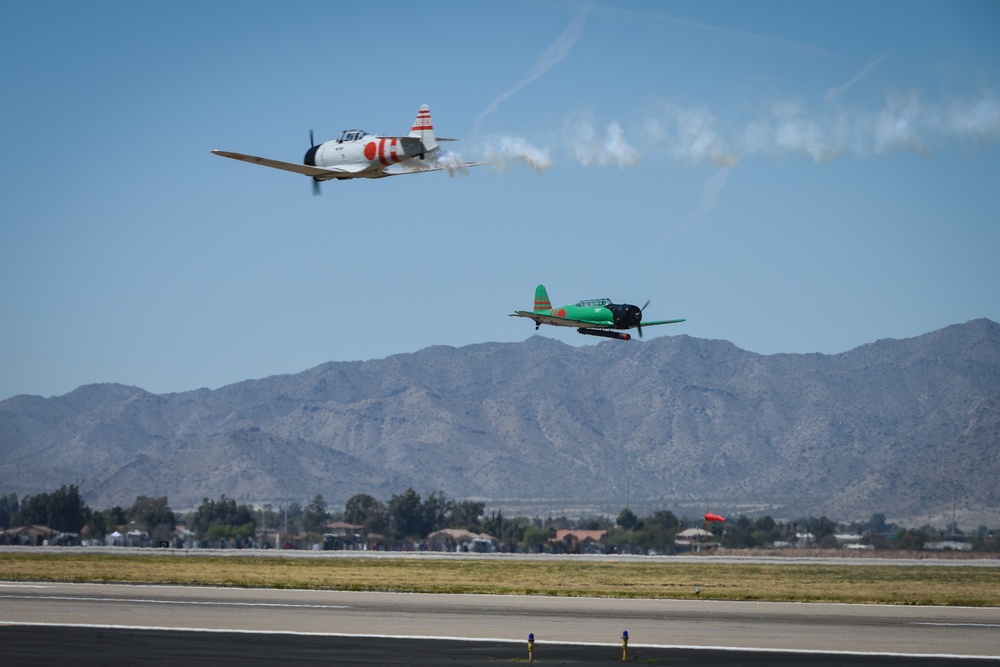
[211,150,357,178]
[639,318,686,327]
[510,311,610,328]
[375,135,458,142]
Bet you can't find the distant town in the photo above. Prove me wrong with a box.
[1,484,996,555]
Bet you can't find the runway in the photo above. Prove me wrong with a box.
[1,581,998,665]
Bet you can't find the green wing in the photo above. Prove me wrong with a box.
[639,318,686,327]
[510,311,606,328]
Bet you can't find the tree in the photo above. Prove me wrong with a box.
[127,496,176,540]
[0,493,18,529]
[523,526,550,552]
[257,504,281,532]
[303,494,329,534]
[86,511,108,540]
[344,494,388,535]
[867,513,889,535]
[87,506,127,540]
[205,523,255,541]
[616,508,638,531]
[449,500,485,530]
[105,505,127,527]
[282,501,304,534]
[421,491,451,534]
[483,509,504,538]
[754,515,777,539]
[188,495,255,539]
[387,487,424,539]
[14,485,90,533]
[721,515,756,548]
[896,528,927,551]
[800,515,838,541]
[817,534,841,549]
[640,510,681,550]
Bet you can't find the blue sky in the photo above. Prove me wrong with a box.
[2,0,998,400]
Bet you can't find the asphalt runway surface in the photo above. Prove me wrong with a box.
[2,581,998,665]
[1,624,990,666]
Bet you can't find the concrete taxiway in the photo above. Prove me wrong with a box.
[1,581,998,664]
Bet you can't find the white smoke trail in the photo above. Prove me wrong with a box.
[947,93,1000,141]
[433,150,471,177]
[874,93,925,155]
[472,1,593,134]
[647,90,1000,242]
[643,104,739,166]
[737,91,999,162]
[483,136,553,173]
[825,56,886,102]
[656,166,734,244]
[699,165,733,217]
[769,100,842,161]
[395,150,471,176]
[469,90,1000,174]
[598,4,831,59]
[568,118,641,168]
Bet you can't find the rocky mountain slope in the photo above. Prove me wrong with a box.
[2,319,997,524]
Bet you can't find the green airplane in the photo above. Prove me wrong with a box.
[510,284,685,341]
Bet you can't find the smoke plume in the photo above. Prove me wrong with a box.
[469,90,999,176]
[483,136,553,173]
[432,150,472,177]
[568,119,641,168]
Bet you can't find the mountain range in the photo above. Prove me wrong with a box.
[1,319,998,526]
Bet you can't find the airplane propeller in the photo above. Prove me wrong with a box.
[309,130,321,196]
[637,299,651,338]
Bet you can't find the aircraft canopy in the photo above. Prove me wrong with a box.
[575,298,611,308]
[337,129,368,142]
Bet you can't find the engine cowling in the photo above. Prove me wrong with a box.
[607,303,642,329]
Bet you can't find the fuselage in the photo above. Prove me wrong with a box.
[547,299,644,329]
[304,130,426,179]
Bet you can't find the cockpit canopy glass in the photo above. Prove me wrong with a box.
[338,129,367,142]
[575,298,611,308]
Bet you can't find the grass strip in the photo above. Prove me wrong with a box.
[1,553,997,606]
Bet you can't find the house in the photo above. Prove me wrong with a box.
[924,540,972,552]
[675,527,713,551]
[325,521,364,537]
[427,528,498,552]
[551,529,607,554]
[0,525,58,546]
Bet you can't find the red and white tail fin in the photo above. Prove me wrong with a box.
[408,104,438,153]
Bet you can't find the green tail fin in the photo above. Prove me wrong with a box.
[533,285,551,313]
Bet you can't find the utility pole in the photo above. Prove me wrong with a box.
[952,490,957,538]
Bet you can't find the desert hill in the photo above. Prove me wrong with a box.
[1,319,997,525]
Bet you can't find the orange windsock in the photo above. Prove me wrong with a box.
[704,512,726,523]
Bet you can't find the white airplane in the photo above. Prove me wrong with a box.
[212,105,484,194]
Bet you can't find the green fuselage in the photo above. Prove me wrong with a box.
[545,304,615,327]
